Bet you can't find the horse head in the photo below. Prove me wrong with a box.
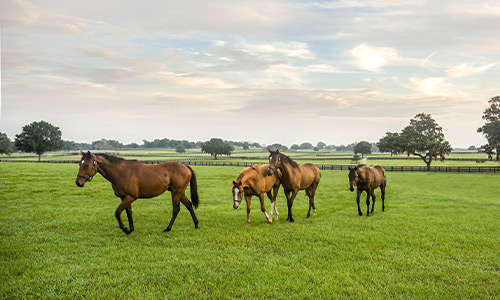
[267,149,281,176]
[348,166,359,192]
[76,151,98,187]
[232,180,244,209]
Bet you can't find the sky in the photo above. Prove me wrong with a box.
[1,0,499,148]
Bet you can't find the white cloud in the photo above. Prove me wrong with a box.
[445,63,497,79]
[345,43,399,71]
[242,41,314,59]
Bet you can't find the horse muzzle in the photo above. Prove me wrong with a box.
[233,201,240,209]
[266,167,274,176]
[75,177,86,187]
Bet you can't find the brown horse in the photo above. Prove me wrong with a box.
[232,164,280,225]
[75,151,199,234]
[348,165,386,216]
[267,149,321,222]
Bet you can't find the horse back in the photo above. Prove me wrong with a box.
[297,163,321,188]
[134,161,190,197]
[368,165,386,187]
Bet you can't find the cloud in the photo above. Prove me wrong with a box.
[345,43,399,71]
[80,46,118,59]
[445,63,497,79]
[242,41,315,59]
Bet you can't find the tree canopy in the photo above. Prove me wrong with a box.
[354,141,372,157]
[14,120,63,161]
[377,113,452,170]
[0,132,13,155]
[200,138,234,159]
[477,96,500,161]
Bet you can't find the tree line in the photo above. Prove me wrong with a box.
[1,96,499,165]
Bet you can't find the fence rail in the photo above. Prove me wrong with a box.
[1,159,499,174]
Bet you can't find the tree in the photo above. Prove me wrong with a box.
[477,96,500,161]
[354,141,372,158]
[268,143,288,152]
[377,113,452,171]
[175,145,186,154]
[242,142,249,150]
[290,144,300,150]
[201,138,234,159]
[316,142,326,150]
[300,142,314,150]
[377,132,401,156]
[14,120,63,161]
[0,132,13,155]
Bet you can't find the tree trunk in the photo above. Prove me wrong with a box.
[426,156,432,171]
[38,154,42,162]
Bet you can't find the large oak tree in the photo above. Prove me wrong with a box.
[14,121,63,161]
[377,113,452,170]
[477,96,500,161]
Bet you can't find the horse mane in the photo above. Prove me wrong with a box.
[279,153,299,169]
[96,153,135,164]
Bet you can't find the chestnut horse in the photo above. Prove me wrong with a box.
[267,149,321,222]
[232,164,280,225]
[348,165,386,216]
[75,151,199,234]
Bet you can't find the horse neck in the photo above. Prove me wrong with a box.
[240,168,258,186]
[96,156,122,183]
[278,159,294,180]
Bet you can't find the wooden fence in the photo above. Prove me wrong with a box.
[2,159,499,174]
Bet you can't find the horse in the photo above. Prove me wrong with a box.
[348,165,386,216]
[75,151,199,234]
[232,164,280,225]
[267,149,321,222]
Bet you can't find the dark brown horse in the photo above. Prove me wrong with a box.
[232,164,280,225]
[267,149,321,222]
[75,151,199,234]
[348,165,386,216]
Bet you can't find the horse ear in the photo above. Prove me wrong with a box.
[232,180,236,185]
[80,150,84,156]
[348,166,352,171]
[268,148,272,153]
[276,149,280,154]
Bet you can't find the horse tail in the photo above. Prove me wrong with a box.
[187,166,199,209]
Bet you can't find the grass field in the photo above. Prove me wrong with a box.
[1,162,499,299]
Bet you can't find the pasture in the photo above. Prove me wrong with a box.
[1,162,499,299]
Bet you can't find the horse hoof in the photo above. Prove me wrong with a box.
[163,227,172,232]
[358,212,363,216]
[289,217,294,222]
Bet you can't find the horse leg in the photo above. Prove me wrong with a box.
[266,190,274,219]
[271,185,280,220]
[306,187,313,218]
[115,195,136,234]
[306,183,318,218]
[381,183,386,211]
[180,194,199,229]
[287,190,299,222]
[125,207,134,234]
[245,193,252,226]
[356,189,363,216]
[164,193,181,232]
[370,190,376,214]
[259,193,272,223]
[365,190,371,217]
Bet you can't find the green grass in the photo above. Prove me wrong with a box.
[1,163,499,299]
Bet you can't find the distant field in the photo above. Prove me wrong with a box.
[1,162,499,299]
[0,149,496,169]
